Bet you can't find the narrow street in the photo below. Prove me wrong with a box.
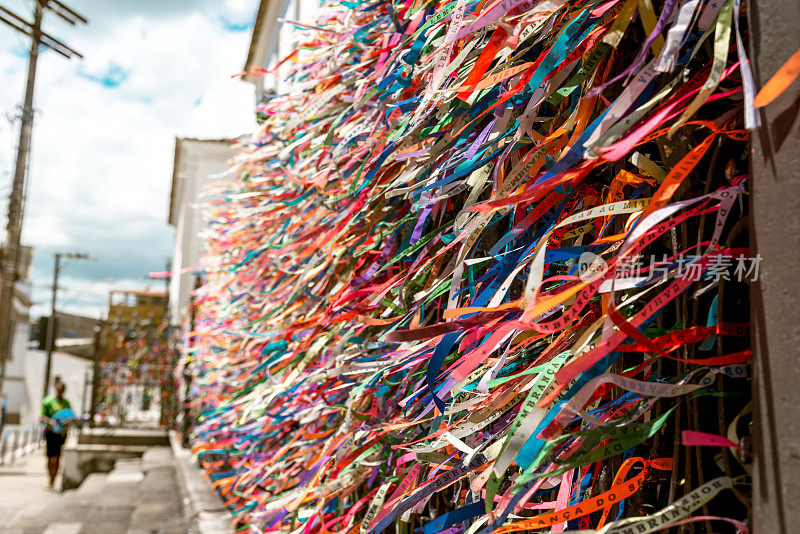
[0,446,185,534]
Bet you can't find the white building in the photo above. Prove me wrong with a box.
[2,247,93,429]
[243,0,322,100]
[3,285,34,425]
[168,138,238,326]
[167,0,322,324]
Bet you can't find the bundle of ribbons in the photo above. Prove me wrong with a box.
[186,0,757,532]
[98,322,177,424]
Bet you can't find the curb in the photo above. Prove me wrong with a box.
[169,430,233,534]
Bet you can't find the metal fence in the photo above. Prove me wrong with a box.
[0,425,43,465]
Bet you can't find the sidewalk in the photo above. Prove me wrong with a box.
[0,447,186,534]
[169,432,232,534]
[0,447,61,527]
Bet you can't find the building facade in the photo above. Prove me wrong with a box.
[2,245,33,425]
[168,138,237,327]
[243,0,321,101]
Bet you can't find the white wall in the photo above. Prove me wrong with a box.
[3,321,31,421]
[267,0,322,94]
[19,349,92,429]
[169,140,237,326]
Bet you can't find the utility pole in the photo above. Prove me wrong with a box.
[0,0,86,397]
[80,365,89,417]
[88,321,103,426]
[42,251,88,398]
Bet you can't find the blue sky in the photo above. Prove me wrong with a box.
[0,0,260,318]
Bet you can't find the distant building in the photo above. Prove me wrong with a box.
[107,289,167,324]
[168,138,237,327]
[2,244,34,425]
[31,311,100,359]
[105,289,167,345]
[1,246,94,427]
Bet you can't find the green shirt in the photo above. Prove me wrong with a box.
[41,395,71,419]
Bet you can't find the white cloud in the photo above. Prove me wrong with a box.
[0,0,259,318]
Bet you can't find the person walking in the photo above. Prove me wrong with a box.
[40,380,71,491]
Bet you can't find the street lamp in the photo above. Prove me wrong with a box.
[42,251,89,398]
